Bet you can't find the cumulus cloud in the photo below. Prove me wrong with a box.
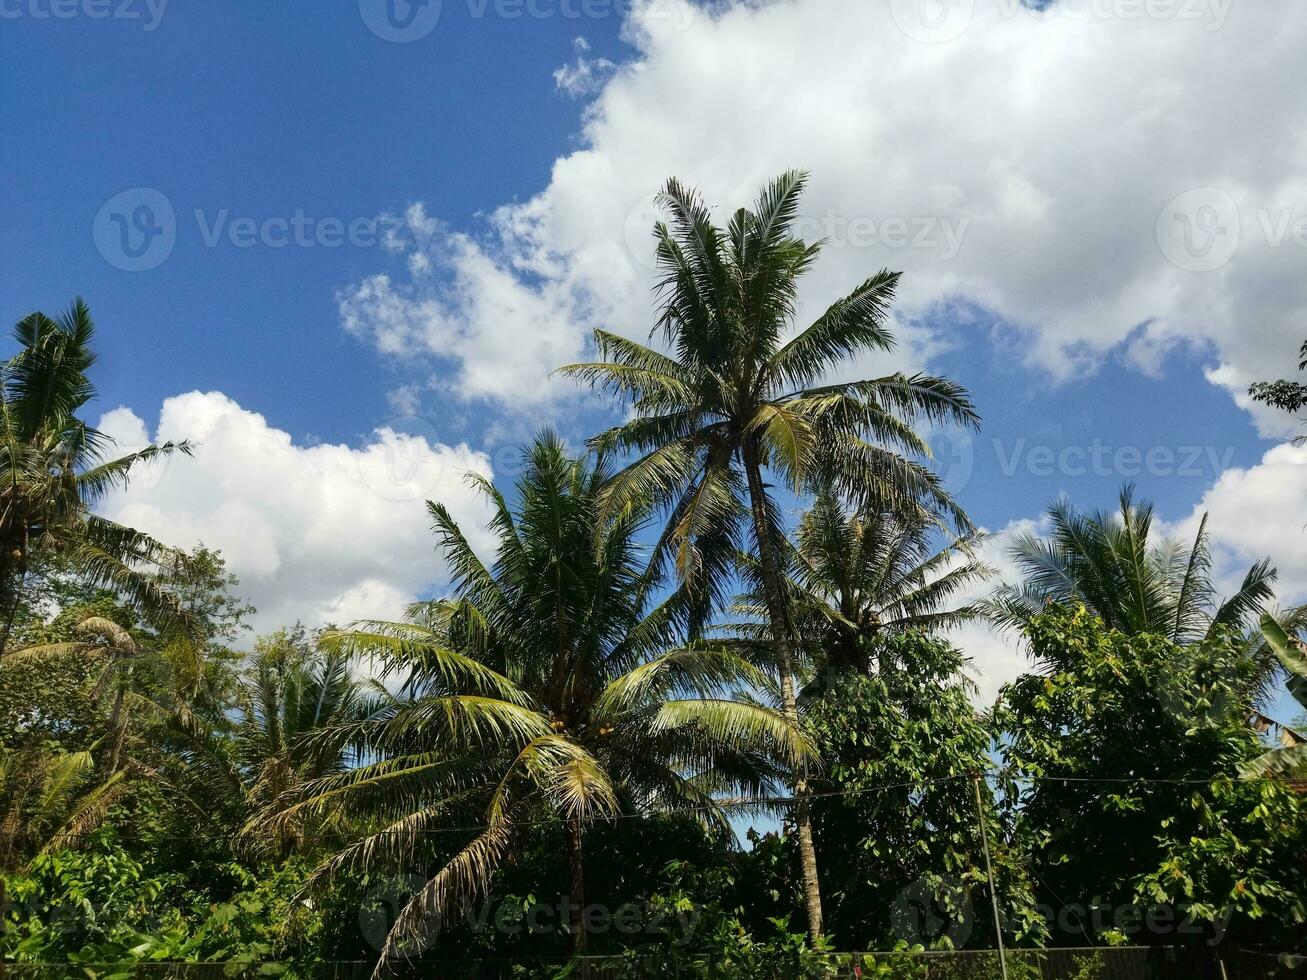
[340,0,1307,426]
[96,392,495,635]
[962,442,1307,705]
[1164,441,1307,605]
[945,516,1047,705]
[337,225,594,409]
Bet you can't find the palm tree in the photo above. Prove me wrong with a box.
[987,485,1276,643]
[165,628,377,855]
[0,299,194,656]
[3,616,141,775]
[0,745,133,871]
[781,489,992,677]
[561,172,979,936]
[239,630,371,813]
[1242,614,1307,778]
[285,435,808,972]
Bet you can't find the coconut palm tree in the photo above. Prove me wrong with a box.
[161,628,378,855]
[284,435,808,972]
[987,485,1276,643]
[3,615,142,775]
[238,631,372,815]
[1242,614,1307,778]
[774,489,992,678]
[561,172,979,936]
[0,300,195,655]
[0,745,133,871]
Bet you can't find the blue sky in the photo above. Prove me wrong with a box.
[2,0,1304,714]
[1,2,624,442]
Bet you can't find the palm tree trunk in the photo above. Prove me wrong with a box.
[565,816,587,955]
[102,660,134,775]
[0,589,20,659]
[0,564,28,660]
[741,442,824,940]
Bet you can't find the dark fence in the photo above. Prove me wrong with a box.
[573,948,1301,979]
[3,948,1303,978]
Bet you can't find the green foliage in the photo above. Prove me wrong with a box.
[0,546,254,758]
[0,655,102,752]
[1248,339,1307,440]
[2,841,324,975]
[803,633,1044,949]
[579,855,844,979]
[1242,614,1307,778]
[0,746,132,871]
[0,563,133,753]
[997,604,1307,948]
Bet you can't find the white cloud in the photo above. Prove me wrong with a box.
[96,392,495,635]
[1165,441,1307,605]
[337,231,593,409]
[340,0,1307,426]
[952,620,1030,707]
[946,516,1046,705]
[554,37,618,98]
[386,382,425,417]
[961,442,1307,705]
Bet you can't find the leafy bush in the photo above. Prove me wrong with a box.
[2,840,324,976]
